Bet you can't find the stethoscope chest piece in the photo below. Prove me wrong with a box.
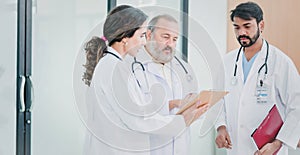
[231,77,238,85]
[186,74,193,82]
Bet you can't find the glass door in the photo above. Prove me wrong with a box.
[31,0,107,154]
[0,0,17,155]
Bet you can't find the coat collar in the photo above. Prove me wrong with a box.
[106,46,123,61]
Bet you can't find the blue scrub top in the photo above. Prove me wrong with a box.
[242,52,258,83]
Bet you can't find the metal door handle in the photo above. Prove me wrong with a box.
[19,76,26,112]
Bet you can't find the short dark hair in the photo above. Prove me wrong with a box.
[230,2,263,23]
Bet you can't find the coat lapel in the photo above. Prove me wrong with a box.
[244,40,268,87]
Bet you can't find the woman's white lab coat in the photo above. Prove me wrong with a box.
[83,47,187,155]
[216,40,300,155]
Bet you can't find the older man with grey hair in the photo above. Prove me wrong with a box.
[132,14,201,155]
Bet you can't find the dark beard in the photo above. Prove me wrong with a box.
[237,28,260,47]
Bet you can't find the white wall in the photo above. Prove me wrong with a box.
[188,0,227,155]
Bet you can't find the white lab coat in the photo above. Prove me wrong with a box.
[132,48,198,103]
[216,40,300,155]
[130,49,198,155]
[83,47,187,155]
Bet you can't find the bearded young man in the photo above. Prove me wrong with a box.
[215,2,300,155]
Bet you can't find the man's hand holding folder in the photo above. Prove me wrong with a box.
[252,105,283,155]
[254,139,282,155]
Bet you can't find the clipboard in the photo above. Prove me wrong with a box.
[176,90,228,115]
[251,104,283,155]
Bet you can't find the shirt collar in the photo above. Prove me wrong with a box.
[107,46,123,60]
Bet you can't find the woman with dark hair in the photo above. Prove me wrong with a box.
[82,5,148,86]
[82,5,208,155]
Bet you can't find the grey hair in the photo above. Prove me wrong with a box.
[148,14,178,32]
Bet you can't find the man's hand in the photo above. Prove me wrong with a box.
[215,125,232,149]
[298,139,300,148]
[254,139,282,155]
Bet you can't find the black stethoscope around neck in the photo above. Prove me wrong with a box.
[104,50,192,81]
[104,51,122,60]
[104,50,194,94]
[231,40,269,86]
[131,56,194,95]
[131,56,194,83]
[104,50,192,82]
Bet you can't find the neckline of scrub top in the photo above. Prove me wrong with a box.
[242,51,259,83]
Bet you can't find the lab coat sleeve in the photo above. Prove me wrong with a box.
[275,54,300,149]
[101,62,187,136]
[214,99,227,130]
[214,59,227,130]
[126,75,187,136]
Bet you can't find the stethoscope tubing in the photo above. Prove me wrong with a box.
[132,56,193,93]
[233,40,269,79]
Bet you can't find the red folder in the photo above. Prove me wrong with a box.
[251,105,283,155]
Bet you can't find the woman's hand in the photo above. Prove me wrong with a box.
[169,99,182,110]
[169,93,198,110]
[181,101,209,126]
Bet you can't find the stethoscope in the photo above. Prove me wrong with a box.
[104,51,151,94]
[132,56,193,93]
[105,50,194,94]
[231,40,269,86]
[131,57,150,92]
[104,51,122,60]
